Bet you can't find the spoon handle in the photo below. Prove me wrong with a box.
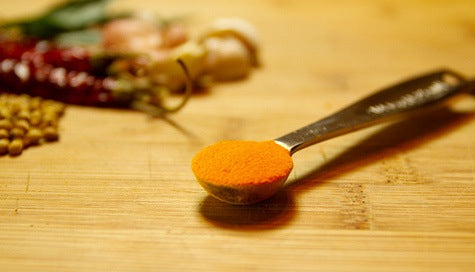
[275,69,474,155]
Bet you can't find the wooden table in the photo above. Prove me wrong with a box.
[1,0,474,271]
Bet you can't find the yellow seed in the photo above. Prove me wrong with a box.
[0,108,11,119]
[42,100,66,116]
[19,94,31,102]
[17,109,30,121]
[54,104,66,116]
[10,127,25,138]
[0,119,12,130]
[8,138,23,156]
[10,101,23,115]
[41,113,58,127]
[0,129,8,139]
[0,138,8,155]
[30,110,42,126]
[14,119,30,132]
[29,97,42,110]
[24,128,43,146]
[43,126,59,142]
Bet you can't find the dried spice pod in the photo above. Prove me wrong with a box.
[0,0,262,117]
[0,38,193,115]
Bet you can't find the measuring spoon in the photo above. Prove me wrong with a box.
[193,69,474,205]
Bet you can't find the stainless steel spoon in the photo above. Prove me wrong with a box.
[194,69,475,204]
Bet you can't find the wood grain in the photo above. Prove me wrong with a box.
[1,0,475,271]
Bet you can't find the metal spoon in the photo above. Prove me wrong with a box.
[196,69,475,204]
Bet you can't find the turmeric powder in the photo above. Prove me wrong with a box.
[191,140,293,204]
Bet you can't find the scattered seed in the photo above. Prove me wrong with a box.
[17,109,30,121]
[0,119,12,130]
[29,97,41,110]
[9,101,22,115]
[0,129,8,139]
[0,108,11,119]
[10,127,25,138]
[8,138,23,156]
[43,126,59,142]
[0,138,8,154]
[0,93,66,156]
[14,119,30,132]
[41,113,58,127]
[30,110,42,126]
[24,128,43,146]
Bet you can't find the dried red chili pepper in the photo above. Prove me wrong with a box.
[0,38,192,114]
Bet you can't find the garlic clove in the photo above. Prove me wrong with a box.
[202,17,260,66]
[203,37,252,81]
[150,41,206,90]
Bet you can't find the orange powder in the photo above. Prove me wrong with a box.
[191,140,294,186]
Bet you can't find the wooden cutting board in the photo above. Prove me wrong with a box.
[1,0,474,271]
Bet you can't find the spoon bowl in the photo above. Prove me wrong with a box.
[192,140,293,204]
[196,173,290,205]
